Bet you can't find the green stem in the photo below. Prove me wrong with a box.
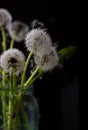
[15,114,21,130]
[27,69,43,86]
[21,51,33,87]
[12,74,17,130]
[24,67,39,87]
[13,97,21,130]
[2,71,8,129]
[10,34,16,48]
[21,104,31,130]
[0,68,3,74]
[8,68,13,130]
[1,26,6,51]
[1,94,8,129]
[13,74,17,92]
[8,97,13,130]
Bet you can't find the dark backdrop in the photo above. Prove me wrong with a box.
[0,0,79,130]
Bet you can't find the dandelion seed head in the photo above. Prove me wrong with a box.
[30,19,45,29]
[0,49,25,75]
[25,28,52,54]
[8,21,29,42]
[34,47,59,71]
[0,8,12,28]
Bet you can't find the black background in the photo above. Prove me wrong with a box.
[0,0,79,130]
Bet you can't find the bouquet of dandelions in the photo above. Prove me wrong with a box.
[0,8,76,130]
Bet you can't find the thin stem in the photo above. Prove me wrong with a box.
[0,68,3,74]
[27,69,43,86]
[2,71,6,92]
[13,74,17,92]
[2,71,8,129]
[1,26,6,51]
[1,94,8,129]
[8,68,13,130]
[21,104,31,130]
[13,96,21,130]
[8,98,12,130]
[21,51,33,87]
[10,33,16,48]
[9,68,13,88]
[15,114,21,129]
[24,67,39,87]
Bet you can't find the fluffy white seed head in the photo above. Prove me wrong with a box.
[34,47,59,71]
[30,19,45,29]
[25,28,52,55]
[8,21,29,42]
[0,8,12,28]
[0,49,25,75]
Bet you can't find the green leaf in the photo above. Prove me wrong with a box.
[59,46,77,64]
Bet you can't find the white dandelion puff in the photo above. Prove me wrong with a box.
[34,47,59,71]
[7,21,29,42]
[0,8,12,28]
[30,19,45,29]
[25,28,52,54]
[0,49,25,75]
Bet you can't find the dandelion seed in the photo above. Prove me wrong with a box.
[25,28,52,54]
[0,49,25,75]
[7,21,29,42]
[34,47,59,71]
[0,8,12,28]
